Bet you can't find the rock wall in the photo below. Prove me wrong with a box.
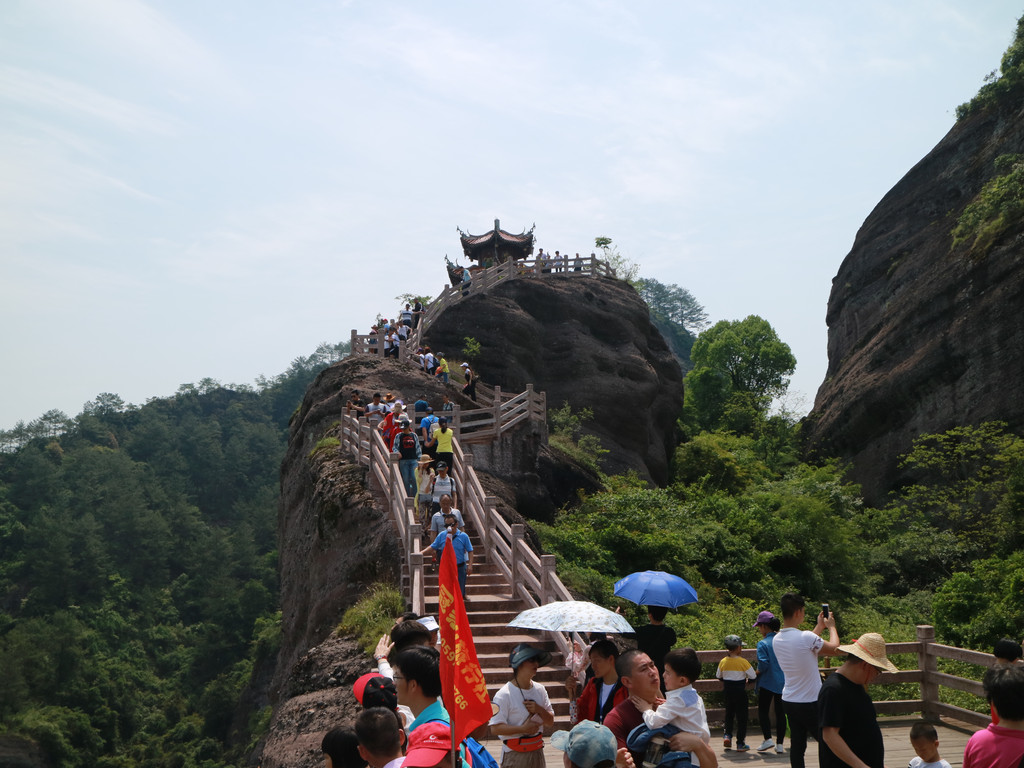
[806,103,1024,505]
[424,275,683,485]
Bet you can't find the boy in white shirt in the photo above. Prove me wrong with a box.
[908,721,952,768]
[634,648,713,767]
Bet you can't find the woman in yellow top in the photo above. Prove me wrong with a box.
[433,417,454,473]
[434,354,450,384]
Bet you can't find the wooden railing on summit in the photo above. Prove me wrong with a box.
[338,402,574,663]
[349,254,615,357]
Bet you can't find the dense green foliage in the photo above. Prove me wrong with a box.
[956,14,1024,121]
[539,317,1024,664]
[683,315,796,434]
[635,278,706,369]
[548,402,609,474]
[0,342,347,767]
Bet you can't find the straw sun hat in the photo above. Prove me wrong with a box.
[838,633,898,673]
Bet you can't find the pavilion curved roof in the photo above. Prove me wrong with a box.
[457,220,535,261]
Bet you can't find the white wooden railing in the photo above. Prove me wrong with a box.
[338,400,574,663]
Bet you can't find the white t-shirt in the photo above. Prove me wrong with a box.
[909,758,952,768]
[489,680,553,755]
[773,626,825,703]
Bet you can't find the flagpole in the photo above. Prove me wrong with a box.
[438,534,491,768]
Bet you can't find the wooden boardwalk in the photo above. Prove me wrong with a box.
[471,716,979,768]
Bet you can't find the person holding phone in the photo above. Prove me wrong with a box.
[772,593,842,768]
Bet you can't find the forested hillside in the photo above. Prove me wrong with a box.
[0,343,346,768]
[538,313,1024,659]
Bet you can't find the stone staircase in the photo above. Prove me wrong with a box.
[404,518,573,726]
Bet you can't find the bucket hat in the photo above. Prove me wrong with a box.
[508,643,552,670]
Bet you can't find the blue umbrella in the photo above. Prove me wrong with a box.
[613,570,698,608]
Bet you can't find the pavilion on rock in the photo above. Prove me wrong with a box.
[456,219,535,268]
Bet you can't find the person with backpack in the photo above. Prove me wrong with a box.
[433,417,454,471]
[392,420,421,497]
[430,462,457,513]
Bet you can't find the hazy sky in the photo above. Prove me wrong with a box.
[2,1,1020,429]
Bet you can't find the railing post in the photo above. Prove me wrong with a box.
[390,450,402,496]
[462,453,475,510]
[406,493,419,536]
[541,554,557,604]
[493,386,502,436]
[917,625,939,720]
[410,551,425,617]
[410,522,422,559]
[452,405,461,438]
[511,524,524,600]
[351,328,359,354]
[481,496,499,550]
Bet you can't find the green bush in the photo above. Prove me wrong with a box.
[309,436,340,459]
[462,336,482,361]
[338,583,406,654]
[952,155,1024,257]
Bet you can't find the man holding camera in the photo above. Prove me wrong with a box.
[773,593,841,768]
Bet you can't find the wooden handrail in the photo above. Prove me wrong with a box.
[339,398,570,664]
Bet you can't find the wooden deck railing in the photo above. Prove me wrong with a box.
[690,625,995,726]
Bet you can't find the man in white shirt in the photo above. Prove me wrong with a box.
[772,592,840,768]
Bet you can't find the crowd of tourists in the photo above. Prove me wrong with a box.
[360,298,479,401]
[532,249,594,274]
[318,593,1024,768]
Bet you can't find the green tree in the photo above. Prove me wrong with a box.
[933,550,1024,648]
[594,236,640,285]
[684,316,796,432]
[636,278,708,333]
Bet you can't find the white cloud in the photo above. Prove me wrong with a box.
[0,66,180,134]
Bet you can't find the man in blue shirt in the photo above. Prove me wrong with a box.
[421,514,473,598]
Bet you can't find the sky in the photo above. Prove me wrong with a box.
[2,1,1021,429]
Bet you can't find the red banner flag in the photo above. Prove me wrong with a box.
[438,537,492,746]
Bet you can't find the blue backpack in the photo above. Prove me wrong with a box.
[464,736,500,768]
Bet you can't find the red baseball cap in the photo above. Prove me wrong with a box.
[404,721,452,767]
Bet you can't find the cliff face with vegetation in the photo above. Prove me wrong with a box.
[424,276,683,485]
[260,276,683,766]
[806,95,1024,504]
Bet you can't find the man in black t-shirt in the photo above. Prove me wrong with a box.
[634,605,676,689]
[817,632,898,768]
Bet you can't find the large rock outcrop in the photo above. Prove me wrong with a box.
[258,274,683,765]
[424,275,684,485]
[806,102,1024,505]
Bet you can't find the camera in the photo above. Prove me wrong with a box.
[822,603,830,619]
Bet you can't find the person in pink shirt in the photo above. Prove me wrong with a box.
[963,664,1024,768]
